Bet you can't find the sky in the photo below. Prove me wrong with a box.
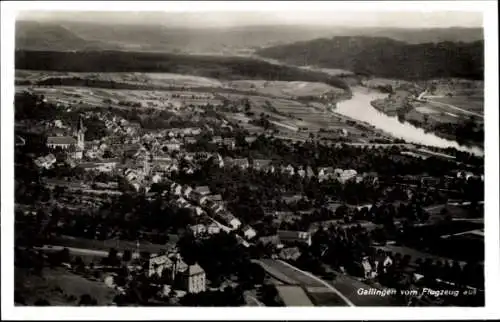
[17,11,483,29]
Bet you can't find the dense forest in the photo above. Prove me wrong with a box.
[256,36,484,80]
[15,50,350,92]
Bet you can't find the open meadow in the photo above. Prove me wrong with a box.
[15,267,116,306]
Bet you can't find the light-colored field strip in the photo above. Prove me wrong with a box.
[276,260,355,306]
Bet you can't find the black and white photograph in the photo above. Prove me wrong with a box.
[1,1,499,320]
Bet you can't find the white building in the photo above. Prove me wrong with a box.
[207,223,221,235]
[147,254,171,278]
[34,154,57,169]
[190,224,207,237]
[243,226,257,240]
[181,263,206,294]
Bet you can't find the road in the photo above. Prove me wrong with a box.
[423,96,483,118]
[35,245,141,259]
[255,259,354,306]
[424,204,447,212]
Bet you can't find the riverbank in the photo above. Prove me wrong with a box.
[369,90,483,151]
[333,87,483,156]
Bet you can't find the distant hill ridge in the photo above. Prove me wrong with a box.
[16,20,483,54]
[15,21,118,51]
[256,36,484,80]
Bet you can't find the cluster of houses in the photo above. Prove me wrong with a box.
[255,230,313,262]
[166,181,257,243]
[103,116,141,137]
[101,248,207,297]
[220,157,379,185]
[317,168,357,183]
[359,253,394,280]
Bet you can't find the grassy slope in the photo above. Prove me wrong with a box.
[15,267,116,306]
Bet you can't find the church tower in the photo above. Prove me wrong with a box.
[76,116,86,151]
[73,116,86,159]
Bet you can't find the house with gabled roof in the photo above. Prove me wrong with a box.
[208,194,223,202]
[207,222,221,235]
[224,157,250,170]
[212,136,223,144]
[34,153,57,169]
[194,186,211,196]
[252,159,272,171]
[47,136,77,150]
[277,230,312,247]
[222,138,236,149]
[245,136,257,144]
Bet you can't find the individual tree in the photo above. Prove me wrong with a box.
[122,249,132,262]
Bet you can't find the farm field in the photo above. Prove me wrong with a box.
[17,70,390,145]
[275,285,315,306]
[259,259,325,287]
[306,290,351,306]
[219,91,382,142]
[50,235,176,254]
[16,86,222,111]
[15,267,116,306]
[303,67,355,77]
[425,79,483,97]
[227,80,344,98]
[16,70,351,102]
[425,203,479,219]
[405,106,461,125]
[16,70,225,88]
[251,259,299,285]
[430,96,484,115]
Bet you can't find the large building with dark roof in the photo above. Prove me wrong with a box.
[46,116,86,159]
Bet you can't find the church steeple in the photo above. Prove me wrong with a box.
[76,115,86,151]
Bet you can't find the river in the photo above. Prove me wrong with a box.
[334,87,484,156]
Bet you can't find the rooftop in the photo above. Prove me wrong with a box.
[278,230,311,240]
[195,186,211,195]
[47,136,76,145]
[187,263,205,276]
[208,194,222,202]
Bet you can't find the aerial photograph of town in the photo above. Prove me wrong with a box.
[4,2,496,314]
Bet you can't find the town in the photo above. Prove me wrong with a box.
[11,9,487,309]
[15,84,484,307]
